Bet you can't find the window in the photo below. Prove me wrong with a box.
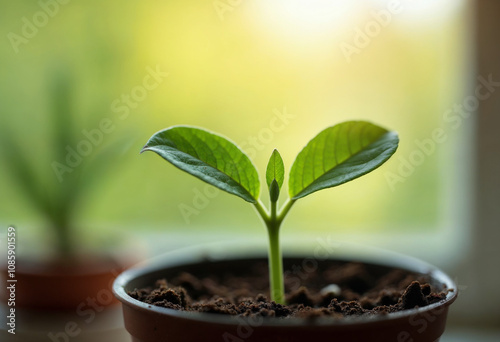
[0,0,471,256]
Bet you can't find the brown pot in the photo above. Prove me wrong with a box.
[2,255,128,310]
[113,248,457,342]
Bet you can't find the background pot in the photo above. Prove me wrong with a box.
[0,253,139,341]
[113,244,457,342]
[2,255,126,310]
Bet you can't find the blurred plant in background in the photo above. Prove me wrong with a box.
[0,67,129,257]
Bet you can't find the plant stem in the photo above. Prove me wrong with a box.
[277,198,295,223]
[267,222,284,304]
[55,224,73,258]
[254,198,296,304]
[51,213,73,259]
[254,200,270,221]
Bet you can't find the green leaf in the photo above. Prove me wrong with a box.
[0,129,50,215]
[289,121,399,199]
[141,126,260,203]
[266,149,285,189]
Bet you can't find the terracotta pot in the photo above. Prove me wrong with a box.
[2,256,127,310]
[113,248,457,342]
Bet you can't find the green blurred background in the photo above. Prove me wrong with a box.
[0,0,469,254]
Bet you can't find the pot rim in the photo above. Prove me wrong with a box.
[113,243,458,327]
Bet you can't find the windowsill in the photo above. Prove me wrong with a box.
[138,225,469,273]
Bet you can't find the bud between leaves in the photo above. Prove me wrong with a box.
[269,179,280,202]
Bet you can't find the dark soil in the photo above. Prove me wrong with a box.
[128,260,448,319]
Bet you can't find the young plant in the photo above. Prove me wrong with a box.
[141,121,399,304]
[0,70,124,258]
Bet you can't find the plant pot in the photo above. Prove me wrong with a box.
[1,255,128,311]
[113,244,457,342]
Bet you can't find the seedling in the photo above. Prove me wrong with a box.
[141,121,399,304]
